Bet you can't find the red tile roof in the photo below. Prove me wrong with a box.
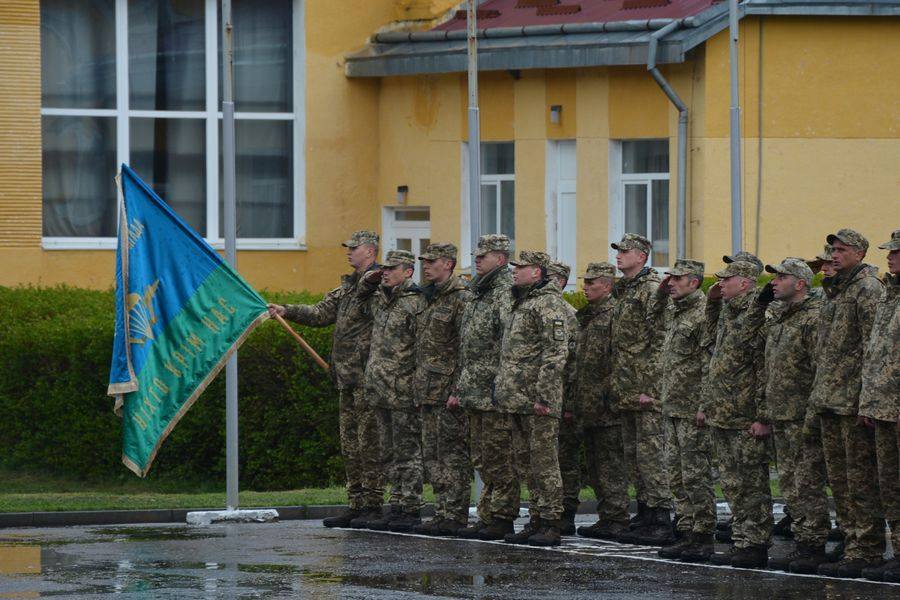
[435,0,718,31]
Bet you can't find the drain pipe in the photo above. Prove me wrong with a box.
[647,21,688,260]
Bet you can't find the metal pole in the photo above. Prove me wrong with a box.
[728,0,743,254]
[222,0,239,511]
[466,0,485,505]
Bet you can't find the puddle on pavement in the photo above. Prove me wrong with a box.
[90,526,226,542]
[301,567,511,592]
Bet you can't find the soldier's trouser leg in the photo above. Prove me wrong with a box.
[667,417,716,535]
[338,388,365,510]
[436,407,471,522]
[558,418,582,513]
[375,407,400,506]
[820,412,884,560]
[637,410,671,510]
[621,411,642,504]
[392,409,424,512]
[352,390,384,509]
[773,421,830,546]
[583,424,629,524]
[713,427,773,548]
[420,405,440,511]
[874,420,900,553]
[483,412,520,522]
[469,411,492,523]
[525,415,563,522]
[513,416,530,488]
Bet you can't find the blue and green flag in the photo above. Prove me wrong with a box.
[108,165,269,477]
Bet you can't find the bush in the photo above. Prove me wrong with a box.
[0,285,342,490]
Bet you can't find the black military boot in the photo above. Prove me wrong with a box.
[528,519,562,547]
[504,518,542,545]
[348,506,383,529]
[772,513,794,539]
[631,508,676,546]
[479,519,514,540]
[577,520,629,540]
[787,544,828,574]
[881,559,900,583]
[769,542,814,571]
[657,533,695,559]
[322,508,361,528]
[457,520,489,539]
[367,505,402,531]
[560,508,577,536]
[412,517,444,535]
[629,501,649,529]
[730,544,768,569]
[708,545,737,565]
[824,539,845,562]
[435,519,468,537]
[387,510,422,533]
[678,533,716,563]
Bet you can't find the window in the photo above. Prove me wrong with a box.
[40,0,305,249]
[610,140,670,268]
[480,142,515,248]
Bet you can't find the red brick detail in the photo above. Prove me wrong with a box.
[536,3,582,15]
[622,0,670,9]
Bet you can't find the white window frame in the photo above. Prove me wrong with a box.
[608,139,670,270]
[545,139,577,290]
[459,141,516,270]
[41,0,306,251]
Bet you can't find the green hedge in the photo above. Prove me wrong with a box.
[0,285,341,489]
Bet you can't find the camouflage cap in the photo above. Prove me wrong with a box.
[722,251,763,273]
[382,249,416,267]
[341,230,379,248]
[547,261,571,281]
[611,233,651,255]
[877,229,900,251]
[815,245,834,262]
[826,228,869,252]
[509,250,550,268]
[765,257,814,286]
[474,233,511,257]
[715,260,761,280]
[419,242,458,261]
[580,262,617,280]
[669,258,705,278]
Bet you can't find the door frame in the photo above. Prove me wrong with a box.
[381,206,431,284]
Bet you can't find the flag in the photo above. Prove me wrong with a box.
[108,165,269,477]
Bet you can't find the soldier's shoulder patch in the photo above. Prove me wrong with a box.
[552,318,565,341]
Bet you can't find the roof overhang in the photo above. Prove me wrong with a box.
[344,1,900,78]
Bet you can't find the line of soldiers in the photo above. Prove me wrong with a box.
[268,226,898,582]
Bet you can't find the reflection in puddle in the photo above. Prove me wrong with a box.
[91,526,226,542]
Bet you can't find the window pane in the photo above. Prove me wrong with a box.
[396,238,412,252]
[129,0,205,111]
[481,184,497,234]
[481,143,514,175]
[218,0,293,112]
[395,209,430,222]
[624,183,647,237]
[130,118,207,234]
[651,179,670,266]
[219,120,293,238]
[500,179,515,243]
[40,0,116,109]
[42,116,117,236]
[623,140,669,174]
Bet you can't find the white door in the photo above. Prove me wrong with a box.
[547,140,577,289]
[382,207,431,285]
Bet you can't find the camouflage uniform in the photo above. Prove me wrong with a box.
[548,261,582,515]
[610,234,669,511]
[759,258,830,547]
[810,229,886,561]
[283,230,382,511]
[651,259,716,536]
[859,231,900,555]
[415,243,472,524]
[495,250,570,523]
[702,258,772,549]
[457,235,518,524]
[365,250,427,514]
[574,262,629,525]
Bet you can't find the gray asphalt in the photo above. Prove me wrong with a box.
[0,516,897,599]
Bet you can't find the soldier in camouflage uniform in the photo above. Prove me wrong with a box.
[810,229,886,579]
[609,233,671,545]
[547,261,581,535]
[496,250,570,547]
[571,263,631,541]
[650,259,717,562]
[702,255,773,568]
[859,230,899,583]
[362,249,427,533]
[750,258,831,573]
[412,243,473,536]
[452,234,517,541]
[268,230,383,528]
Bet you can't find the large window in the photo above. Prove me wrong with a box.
[40,0,305,249]
[480,142,515,248]
[610,139,670,268]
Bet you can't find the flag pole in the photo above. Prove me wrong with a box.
[222,0,240,512]
[728,0,743,253]
[273,314,331,373]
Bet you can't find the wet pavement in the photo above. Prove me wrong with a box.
[0,515,897,599]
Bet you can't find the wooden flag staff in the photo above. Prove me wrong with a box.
[273,313,331,373]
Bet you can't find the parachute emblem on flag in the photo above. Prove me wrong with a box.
[127,280,160,345]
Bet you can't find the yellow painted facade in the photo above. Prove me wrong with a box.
[0,4,898,291]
